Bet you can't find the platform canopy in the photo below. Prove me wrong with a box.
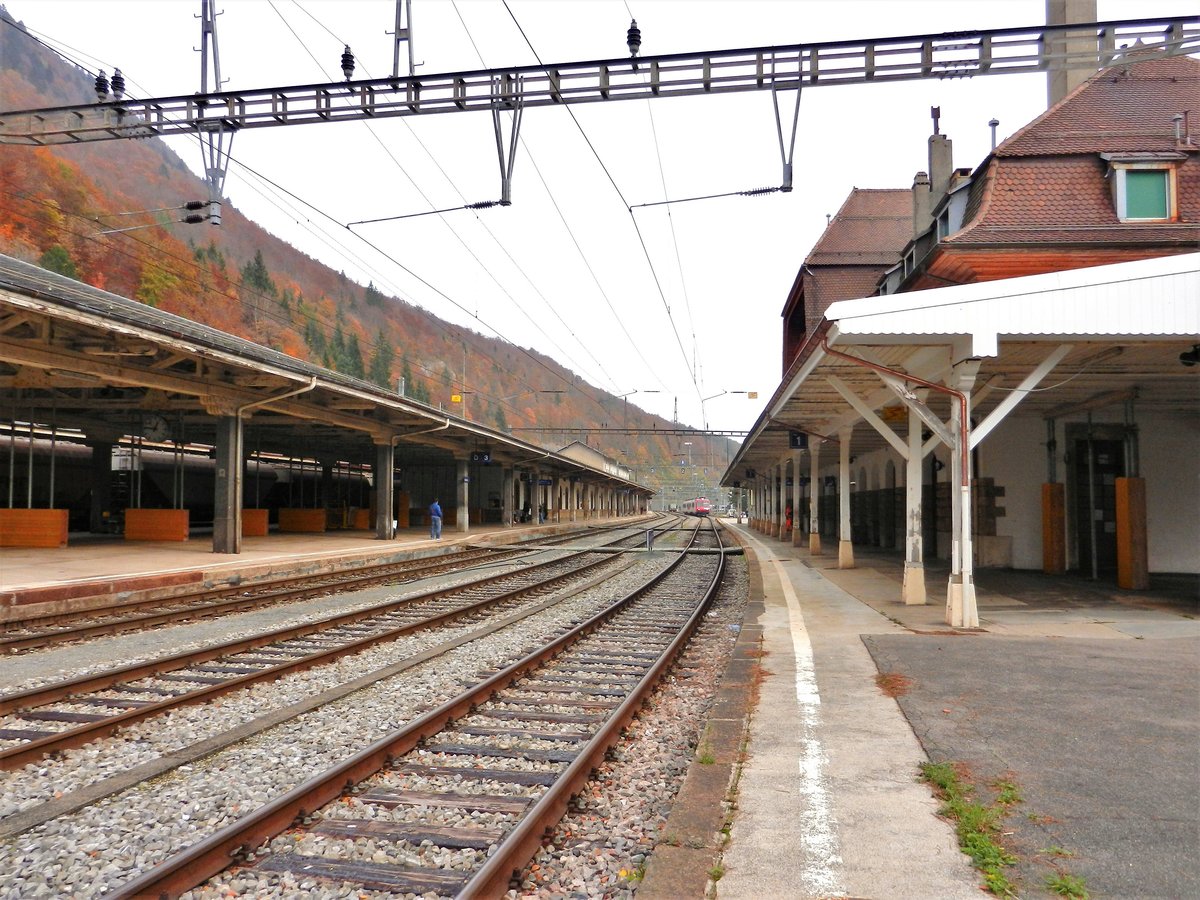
[725,252,1200,482]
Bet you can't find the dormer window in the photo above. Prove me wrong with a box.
[1102,153,1185,223]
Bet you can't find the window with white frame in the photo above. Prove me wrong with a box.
[1103,154,1182,222]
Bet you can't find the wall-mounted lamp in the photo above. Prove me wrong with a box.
[1180,345,1200,368]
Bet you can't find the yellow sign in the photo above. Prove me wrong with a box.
[451,394,462,403]
[747,391,758,399]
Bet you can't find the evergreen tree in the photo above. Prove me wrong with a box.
[344,332,365,379]
[38,244,78,279]
[240,249,276,297]
[364,281,384,307]
[368,331,395,388]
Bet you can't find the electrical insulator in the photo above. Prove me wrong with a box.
[182,214,207,224]
[627,20,641,59]
[110,69,125,101]
[341,45,355,81]
[184,200,208,211]
[94,70,110,102]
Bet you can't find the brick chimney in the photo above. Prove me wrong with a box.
[912,170,931,237]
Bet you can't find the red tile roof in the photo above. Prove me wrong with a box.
[947,54,1200,248]
[996,54,1200,157]
[806,189,911,265]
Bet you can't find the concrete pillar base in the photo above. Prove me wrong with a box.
[945,578,979,628]
[838,539,855,569]
[902,562,927,605]
[792,528,804,546]
[809,533,822,555]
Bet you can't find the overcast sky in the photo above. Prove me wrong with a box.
[5,0,1194,432]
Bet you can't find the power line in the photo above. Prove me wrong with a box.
[265,0,622,417]
[499,1,702,408]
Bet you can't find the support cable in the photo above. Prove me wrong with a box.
[501,0,699,404]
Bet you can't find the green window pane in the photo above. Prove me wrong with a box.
[1125,170,1168,219]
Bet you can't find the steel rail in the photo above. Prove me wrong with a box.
[0,547,518,652]
[110,520,719,899]
[460,518,723,897]
[0,542,625,716]
[2,519,638,637]
[0,549,629,770]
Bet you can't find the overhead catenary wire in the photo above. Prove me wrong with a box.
[5,11,626,427]
[448,0,638,400]
[500,0,703,412]
[265,0,624,410]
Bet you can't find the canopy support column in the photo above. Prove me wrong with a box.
[838,427,854,568]
[809,443,822,554]
[212,414,242,554]
[456,457,469,533]
[374,440,394,540]
[792,449,804,545]
[903,401,928,604]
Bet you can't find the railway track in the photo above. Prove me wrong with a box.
[114,518,726,898]
[0,520,654,654]
[0,532,666,769]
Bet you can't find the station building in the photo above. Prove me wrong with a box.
[724,52,1200,626]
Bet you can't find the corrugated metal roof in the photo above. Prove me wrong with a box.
[827,253,1200,342]
[723,253,1200,486]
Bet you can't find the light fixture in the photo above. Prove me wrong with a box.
[1181,345,1200,368]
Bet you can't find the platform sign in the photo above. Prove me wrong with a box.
[538,478,553,485]
[471,451,491,463]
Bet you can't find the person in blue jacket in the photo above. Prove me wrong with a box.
[429,498,442,539]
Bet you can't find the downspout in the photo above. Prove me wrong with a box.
[236,376,319,419]
[392,418,452,444]
[821,338,968,490]
[821,337,977,625]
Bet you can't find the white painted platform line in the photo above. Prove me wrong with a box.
[769,553,846,897]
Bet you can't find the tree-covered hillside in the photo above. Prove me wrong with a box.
[0,5,739,504]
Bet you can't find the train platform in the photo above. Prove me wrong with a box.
[646,520,1199,899]
[0,516,642,623]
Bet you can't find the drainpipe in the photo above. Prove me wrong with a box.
[236,376,319,419]
[821,338,976,626]
[392,418,452,444]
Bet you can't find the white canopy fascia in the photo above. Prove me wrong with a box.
[824,252,1200,351]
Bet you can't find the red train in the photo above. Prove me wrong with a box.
[681,497,712,517]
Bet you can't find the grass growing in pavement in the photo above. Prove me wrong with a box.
[919,761,1018,897]
[920,764,1092,898]
[1045,871,1090,898]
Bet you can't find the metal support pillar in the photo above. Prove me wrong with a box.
[946,362,980,627]
[809,442,822,554]
[212,414,242,554]
[374,441,394,540]
[903,404,928,604]
[456,457,469,533]
[502,466,514,527]
[792,449,804,545]
[87,440,113,533]
[838,428,855,568]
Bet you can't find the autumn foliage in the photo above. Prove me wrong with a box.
[0,7,736,493]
